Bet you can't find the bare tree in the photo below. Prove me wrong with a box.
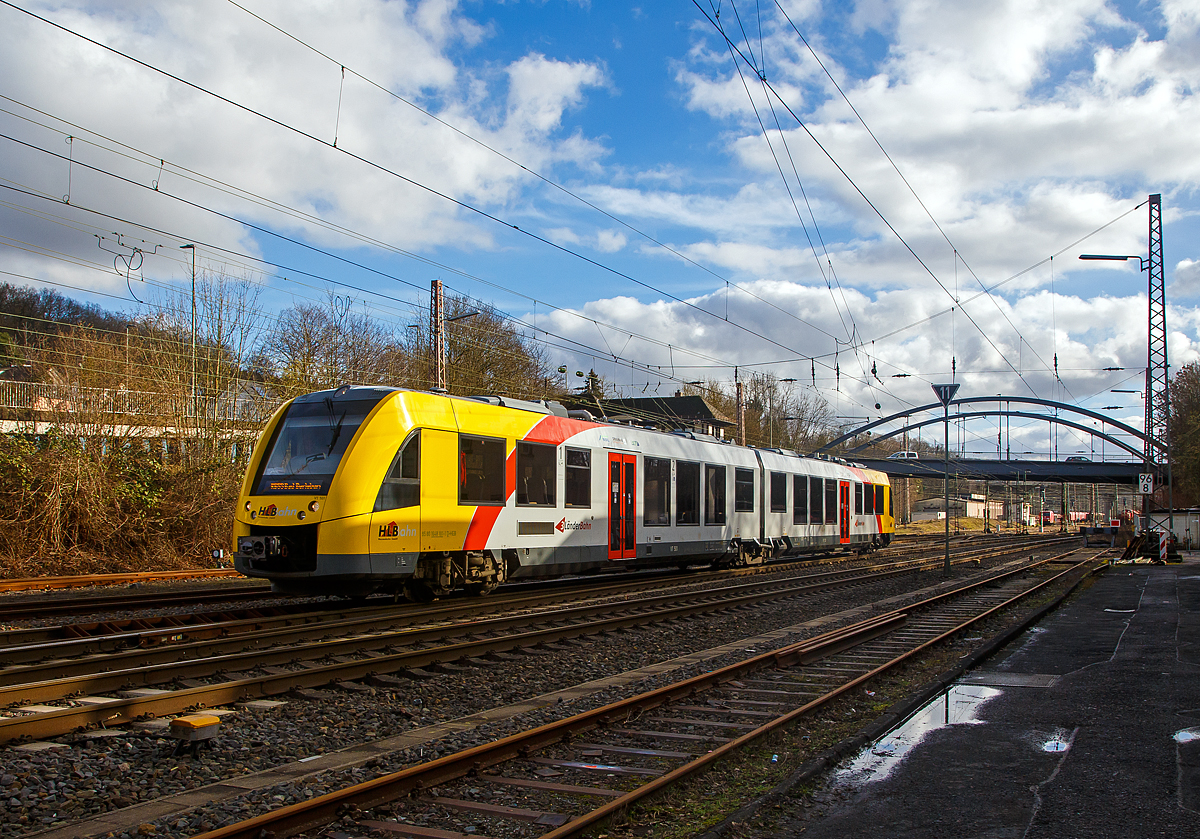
[263,291,408,397]
[686,372,834,451]
[404,293,551,397]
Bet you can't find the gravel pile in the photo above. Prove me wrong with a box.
[0,555,1022,839]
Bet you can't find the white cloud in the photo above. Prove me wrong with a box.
[595,229,628,252]
[1172,258,1200,297]
[0,0,609,299]
[5,0,1200,459]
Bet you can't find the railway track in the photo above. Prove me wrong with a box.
[0,582,275,622]
[0,531,1031,624]
[0,536,1071,745]
[189,549,1103,839]
[0,531,1053,631]
[0,568,240,594]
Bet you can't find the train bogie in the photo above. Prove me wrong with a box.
[232,386,894,599]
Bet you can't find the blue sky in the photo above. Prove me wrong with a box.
[2,0,1200,458]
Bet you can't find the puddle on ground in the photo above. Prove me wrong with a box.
[1042,739,1070,752]
[1175,727,1200,744]
[837,685,1002,785]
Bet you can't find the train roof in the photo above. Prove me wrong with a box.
[299,386,880,475]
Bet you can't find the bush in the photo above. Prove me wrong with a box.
[0,433,240,577]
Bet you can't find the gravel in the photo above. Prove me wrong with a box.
[0,551,1033,839]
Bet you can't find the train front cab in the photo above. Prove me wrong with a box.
[233,387,472,597]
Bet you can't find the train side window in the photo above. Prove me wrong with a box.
[864,483,875,515]
[770,472,787,513]
[375,430,420,512]
[459,434,506,505]
[517,441,556,506]
[854,482,864,515]
[811,477,824,524]
[876,484,886,516]
[793,475,809,524]
[565,447,591,508]
[644,457,671,526]
[705,464,727,525]
[734,468,755,512]
[824,478,837,524]
[676,460,700,525]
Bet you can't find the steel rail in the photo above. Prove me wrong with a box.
[0,541,1056,742]
[0,534,1071,663]
[0,549,968,701]
[0,568,240,593]
[540,551,1101,838]
[187,549,1098,839]
[0,531,1051,627]
[0,537,1053,691]
[0,584,274,621]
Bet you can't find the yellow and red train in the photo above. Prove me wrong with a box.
[232,386,894,600]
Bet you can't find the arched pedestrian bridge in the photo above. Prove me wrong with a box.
[815,397,1155,485]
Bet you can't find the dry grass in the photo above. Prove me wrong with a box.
[0,433,238,577]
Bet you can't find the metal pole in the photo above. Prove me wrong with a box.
[431,279,445,390]
[736,369,745,446]
[1146,194,1174,545]
[944,400,950,576]
[179,244,196,418]
[191,250,196,417]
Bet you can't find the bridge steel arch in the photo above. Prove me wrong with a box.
[815,396,1160,456]
[838,410,1145,461]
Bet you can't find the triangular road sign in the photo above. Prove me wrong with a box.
[932,383,960,406]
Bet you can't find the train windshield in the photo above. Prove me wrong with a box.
[253,390,389,495]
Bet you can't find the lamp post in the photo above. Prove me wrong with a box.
[1079,193,1172,544]
[932,383,960,577]
[179,244,196,417]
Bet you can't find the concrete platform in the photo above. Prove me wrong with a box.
[772,558,1200,838]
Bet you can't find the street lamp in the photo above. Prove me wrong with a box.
[932,383,960,577]
[179,244,196,417]
[1079,254,1147,270]
[1080,242,1174,542]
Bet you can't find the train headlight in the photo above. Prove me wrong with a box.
[244,501,251,512]
[297,511,306,520]
[250,510,257,520]
[308,500,320,512]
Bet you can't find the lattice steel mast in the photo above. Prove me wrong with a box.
[1145,194,1173,535]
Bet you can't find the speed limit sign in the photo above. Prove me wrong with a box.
[1139,473,1154,494]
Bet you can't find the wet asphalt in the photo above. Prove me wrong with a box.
[767,557,1200,838]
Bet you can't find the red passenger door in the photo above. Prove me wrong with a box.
[609,453,637,559]
[839,481,851,544]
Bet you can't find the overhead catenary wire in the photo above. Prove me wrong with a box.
[0,8,866,396]
[0,87,890,411]
[0,3,1142,417]
[697,0,1042,398]
[767,0,1064,398]
[0,139,771,390]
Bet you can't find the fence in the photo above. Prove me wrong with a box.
[0,379,281,426]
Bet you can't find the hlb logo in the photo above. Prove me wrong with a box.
[258,504,299,517]
[379,522,417,539]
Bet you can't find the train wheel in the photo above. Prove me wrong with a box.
[404,580,438,604]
